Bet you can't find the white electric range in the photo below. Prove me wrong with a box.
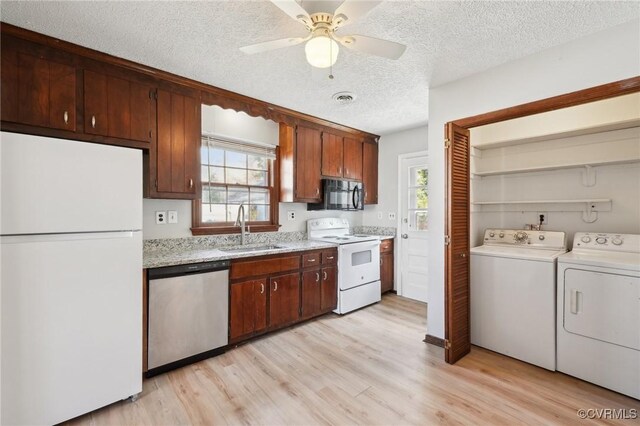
[307,218,381,314]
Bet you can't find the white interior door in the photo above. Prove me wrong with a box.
[398,155,429,302]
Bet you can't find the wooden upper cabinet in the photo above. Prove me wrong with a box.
[153,89,199,198]
[363,141,379,204]
[321,132,344,178]
[294,126,322,202]
[83,70,154,143]
[1,48,76,131]
[343,137,363,181]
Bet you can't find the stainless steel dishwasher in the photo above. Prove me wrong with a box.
[147,260,229,377]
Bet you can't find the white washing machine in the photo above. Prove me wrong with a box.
[471,229,567,370]
[557,232,640,399]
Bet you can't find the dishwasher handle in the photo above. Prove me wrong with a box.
[148,260,230,280]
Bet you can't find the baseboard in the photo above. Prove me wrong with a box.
[423,334,445,348]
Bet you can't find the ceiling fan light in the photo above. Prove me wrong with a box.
[305,35,339,68]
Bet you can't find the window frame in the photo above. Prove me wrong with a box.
[191,144,280,235]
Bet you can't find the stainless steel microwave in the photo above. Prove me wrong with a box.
[307,179,364,211]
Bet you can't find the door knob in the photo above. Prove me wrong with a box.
[401,234,408,239]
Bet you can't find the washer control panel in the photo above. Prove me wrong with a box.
[573,232,640,253]
[482,229,566,249]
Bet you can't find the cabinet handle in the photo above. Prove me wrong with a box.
[91,115,96,128]
[326,256,334,260]
[315,272,320,282]
[260,283,264,294]
[316,187,320,196]
[307,258,316,263]
[189,178,193,189]
[380,258,383,266]
[273,281,278,291]
[323,271,327,281]
[338,166,342,174]
[63,111,69,124]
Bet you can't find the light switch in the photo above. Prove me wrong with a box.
[168,211,178,224]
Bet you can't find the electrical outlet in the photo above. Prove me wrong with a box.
[377,212,383,220]
[155,211,167,225]
[287,211,296,221]
[168,210,178,224]
[537,212,548,225]
[388,212,396,220]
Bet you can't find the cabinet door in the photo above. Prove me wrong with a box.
[295,126,322,201]
[343,137,363,181]
[380,252,394,293]
[155,90,199,198]
[363,141,378,204]
[301,269,322,319]
[230,279,267,340]
[1,49,76,131]
[321,132,343,178]
[84,70,154,143]
[321,266,338,311]
[269,272,300,328]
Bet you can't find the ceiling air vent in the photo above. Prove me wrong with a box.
[332,92,356,105]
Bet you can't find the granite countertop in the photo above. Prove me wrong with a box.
[144,240,338,269]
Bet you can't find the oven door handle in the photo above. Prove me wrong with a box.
[340,240,380,254]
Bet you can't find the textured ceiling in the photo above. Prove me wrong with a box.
[1,1,638,135]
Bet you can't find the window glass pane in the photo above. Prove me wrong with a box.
[248,154,268,170]
[409,187,429,209]
[250,188,269,205]
[200,146,209,165]
[202,187,210,203]
[226,168,247,185]
[202,204,226,223]
[210,166,225,183]
[410,166,428,187]
[248,170,268,186]
[248,205,268,221]
[226,151,246,168]
[209,186,226,203]
[210,148,224,166]
[410,210,428,231]
[228,187,249,204]
[201,165,210,183]
[226,205,240,222]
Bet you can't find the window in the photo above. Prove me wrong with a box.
[191,136,279,235]
[408,166,428,231]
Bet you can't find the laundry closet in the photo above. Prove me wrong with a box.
[469,93,640,245]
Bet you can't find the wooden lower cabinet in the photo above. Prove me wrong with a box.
[269,272,300,328]
[301,269,322,319]
[320,265,337,311]
[380,239,394,294]
[229,278,267,340]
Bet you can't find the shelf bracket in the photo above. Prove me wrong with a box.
[582,202,598,223]
[581,165,596,187]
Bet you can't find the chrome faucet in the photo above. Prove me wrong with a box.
[234,204,249,245]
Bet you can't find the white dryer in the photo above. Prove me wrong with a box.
[557,232,640,399]
[471,229,567,370]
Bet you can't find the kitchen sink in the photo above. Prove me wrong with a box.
[219,244,285,253]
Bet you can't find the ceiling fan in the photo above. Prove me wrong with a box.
[239,0,406,69]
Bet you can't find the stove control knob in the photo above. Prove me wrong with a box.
[499,232,505,238]
[581,236,591,243]
[489,232,495,237]
[612,237,623,246]
[596,237,607,244]
[514,231,528,242]
[539,235,545,240]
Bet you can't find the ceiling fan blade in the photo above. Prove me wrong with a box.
[335,34,406,60]
[240,36,308,55]
[332,1,382,29]
[270,0,312,28]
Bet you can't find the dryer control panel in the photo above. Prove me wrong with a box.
[483,229,567,250]
[573,232,640,253]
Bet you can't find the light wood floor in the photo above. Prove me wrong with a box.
[67,294,639,425]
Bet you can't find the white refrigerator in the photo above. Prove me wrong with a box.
[1,132,143,425]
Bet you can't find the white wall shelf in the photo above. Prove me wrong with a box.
[471,119,640,151]
[472,199,612,223]
[473,158,640,177]
[472,199,611,206]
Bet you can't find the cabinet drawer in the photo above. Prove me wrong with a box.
[230,255,300,280]
[302,252,321,268]
[322,250,338,265]
[380,239,393,253]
